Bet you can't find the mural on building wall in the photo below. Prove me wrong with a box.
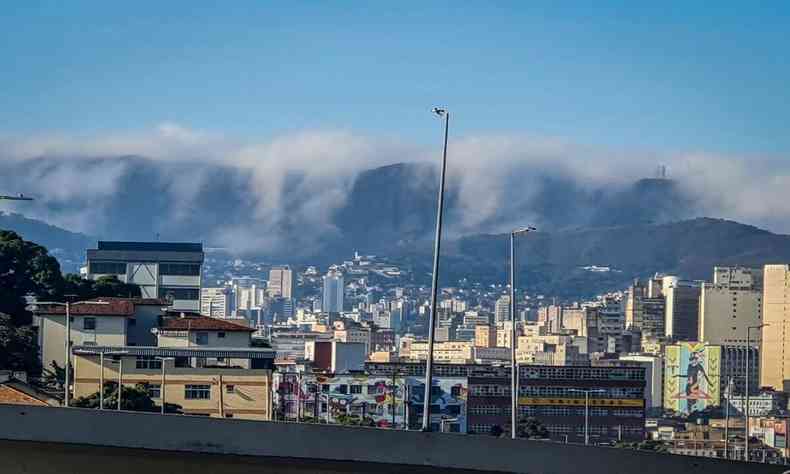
[406,376,467,432]
[664,342,721,415]
[273,372,468,431]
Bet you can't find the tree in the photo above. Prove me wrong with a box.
[517,417,550,439]
[73,382,182,413]
[0,230,63,325]
[0,312,42,374]
[62,274,141,300]
[0,231,141,374]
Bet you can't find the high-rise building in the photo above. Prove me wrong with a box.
[664,277,701,341]
[200,287,232,318]
[699,267,762,346]
[625,280,666,337]
[475,325,497,348]
[495,295,511,322]
[86,241,204,311]
[761,265,790,390]
[268,266,293,299]
[322,269,344,313]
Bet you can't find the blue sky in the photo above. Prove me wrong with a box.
[1,1,789,154]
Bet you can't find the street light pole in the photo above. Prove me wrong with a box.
[745,323,767,461]
[509,226,536,439]
[64,301,71,407]
[99,352,105,410]
[422,107,449,432]
[117,357,124,411]
[724,377,732,460]
[569,388,605,445]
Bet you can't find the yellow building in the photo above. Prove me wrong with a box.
[474,325,497,348]
[72,346,274,419]
[761,264,790,390]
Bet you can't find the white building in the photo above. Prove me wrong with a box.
[322,269,344,313]
[32,300,134,370]
[86,241,203,312]
[200,287,232,318]
[495,295,511,322]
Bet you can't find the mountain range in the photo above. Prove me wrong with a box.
[3,159,790,296]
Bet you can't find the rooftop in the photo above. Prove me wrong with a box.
[160,314,256,332]
[33,299,135,317]
[97,241,203,253]
[72,345,275,360]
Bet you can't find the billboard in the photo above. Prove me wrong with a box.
[664,342,721,415]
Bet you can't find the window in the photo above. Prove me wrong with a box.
[367,384,379,394]
[451,385,462,397]
[225,385,235,394]
[218,332,226,339]
[83,317,97,330]
[350,385,362,394]
[159,263,201,276]
[321,384,330,393]
[148,383,161,399]
[90,262,126,275]
[224,414,234,418]
[195,332,209,345]
[185,384,211,400]
[135,356,162,370]
[337,384,348,394]
[159,287,200,301]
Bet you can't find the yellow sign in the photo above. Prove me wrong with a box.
[518,397,644,407]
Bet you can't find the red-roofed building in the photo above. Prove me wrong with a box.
[155,313,255,348]
[32,300,137,370]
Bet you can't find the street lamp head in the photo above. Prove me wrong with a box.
[512,225,537,235]
[432,107,447,117]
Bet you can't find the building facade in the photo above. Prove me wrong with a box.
[699,267,762,346]
[322,269,345,313]
[86,241,204,312]
[72,346,274,419]
[761,264,790,391]
[268,266,293,299]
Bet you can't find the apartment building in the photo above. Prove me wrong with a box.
[86,241,204,312]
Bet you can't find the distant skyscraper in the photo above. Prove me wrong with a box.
[699,267,762,346]
[495,295,511,322]
[200,287,232,318]
[268,265,293,299]
[322,269,344,313]
[664,277,701,341]
[761,265,790,391]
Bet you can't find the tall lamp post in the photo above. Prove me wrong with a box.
[569,388,606,445]
[155,357,175,414]
[745,323,768,461]
[510,226,536,439]
[31,299,108,407]
[422,107,450,432]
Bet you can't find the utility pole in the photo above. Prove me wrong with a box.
[509,226,535,439]
[422,107,450,432]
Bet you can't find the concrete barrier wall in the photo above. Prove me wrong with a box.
[0,404,787,474]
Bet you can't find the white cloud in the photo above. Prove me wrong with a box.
[0,123,788,256]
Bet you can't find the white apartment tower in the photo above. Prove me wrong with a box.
[322,269,344,313]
